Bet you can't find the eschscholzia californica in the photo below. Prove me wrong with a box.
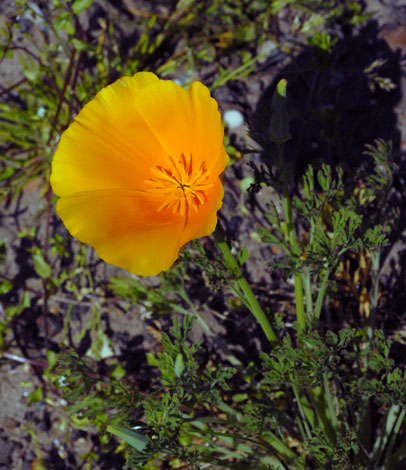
[50,72,229,276]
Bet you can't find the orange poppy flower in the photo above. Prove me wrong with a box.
[50,72,229,276]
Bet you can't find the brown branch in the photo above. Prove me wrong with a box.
[0,78,28,98]
[46,49,78,146]
[7,45,43,65]
[2,351,47,368]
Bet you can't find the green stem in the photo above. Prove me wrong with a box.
[278,145,306,330]
[308,384,337,445]
[322,373,338,438]
[384,407,405,465]
[213,224,279,346]
[191,414,297,460]
[293,272,305,329]
[358,249,382,449]
[373,404,403,464]
[313,269,330,323]
[290,374,313,439]
[368,249,381,340]
[281,182,305,330]
[302,268,313,317]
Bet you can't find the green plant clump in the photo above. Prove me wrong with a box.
[1,1,404,470]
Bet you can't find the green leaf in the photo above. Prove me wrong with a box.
[23,67,40,82]
[237,247,250,266]
[146,352,158,366]
[32,250,51,278]
[72,0,93,14]
[240,176,254,192]
[0,279,12,294]
[176,0,195,10]
[47,350,58,369]
[27,386,43,405]
[5,291,30,320]
[106,425,148,451]
[174,353,185,378]
[0,167,14,181]
[55,12,75,34]
[111,363,126,380]
[71,38,92,51]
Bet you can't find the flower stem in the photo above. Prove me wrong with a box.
[322,373,339,439]
[313,269,330,323]
[373,404,404,464]
[213,224,279,346]
[280,170,305,330]
[276,143,306,330]
[367,248,381,340]
[290,374,313,440]
[302,268,313,317]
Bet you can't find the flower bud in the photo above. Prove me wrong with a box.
[269,79,291,144]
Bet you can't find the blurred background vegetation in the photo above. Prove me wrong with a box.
[0,0,405,469]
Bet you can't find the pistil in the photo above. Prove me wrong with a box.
[145,153,213,216]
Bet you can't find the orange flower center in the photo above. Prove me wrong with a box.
[145,153,213,216]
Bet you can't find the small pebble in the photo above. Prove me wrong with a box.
[224,109,244,129]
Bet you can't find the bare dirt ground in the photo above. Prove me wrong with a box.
[1,1,406,469]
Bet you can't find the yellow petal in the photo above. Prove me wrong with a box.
[56,189,186,276]
[51,72,165,196]
[188,81,228,170]
[180,173,224,246]
[133,80,225,171]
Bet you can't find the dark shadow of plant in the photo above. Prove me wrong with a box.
[251,20,402,177]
